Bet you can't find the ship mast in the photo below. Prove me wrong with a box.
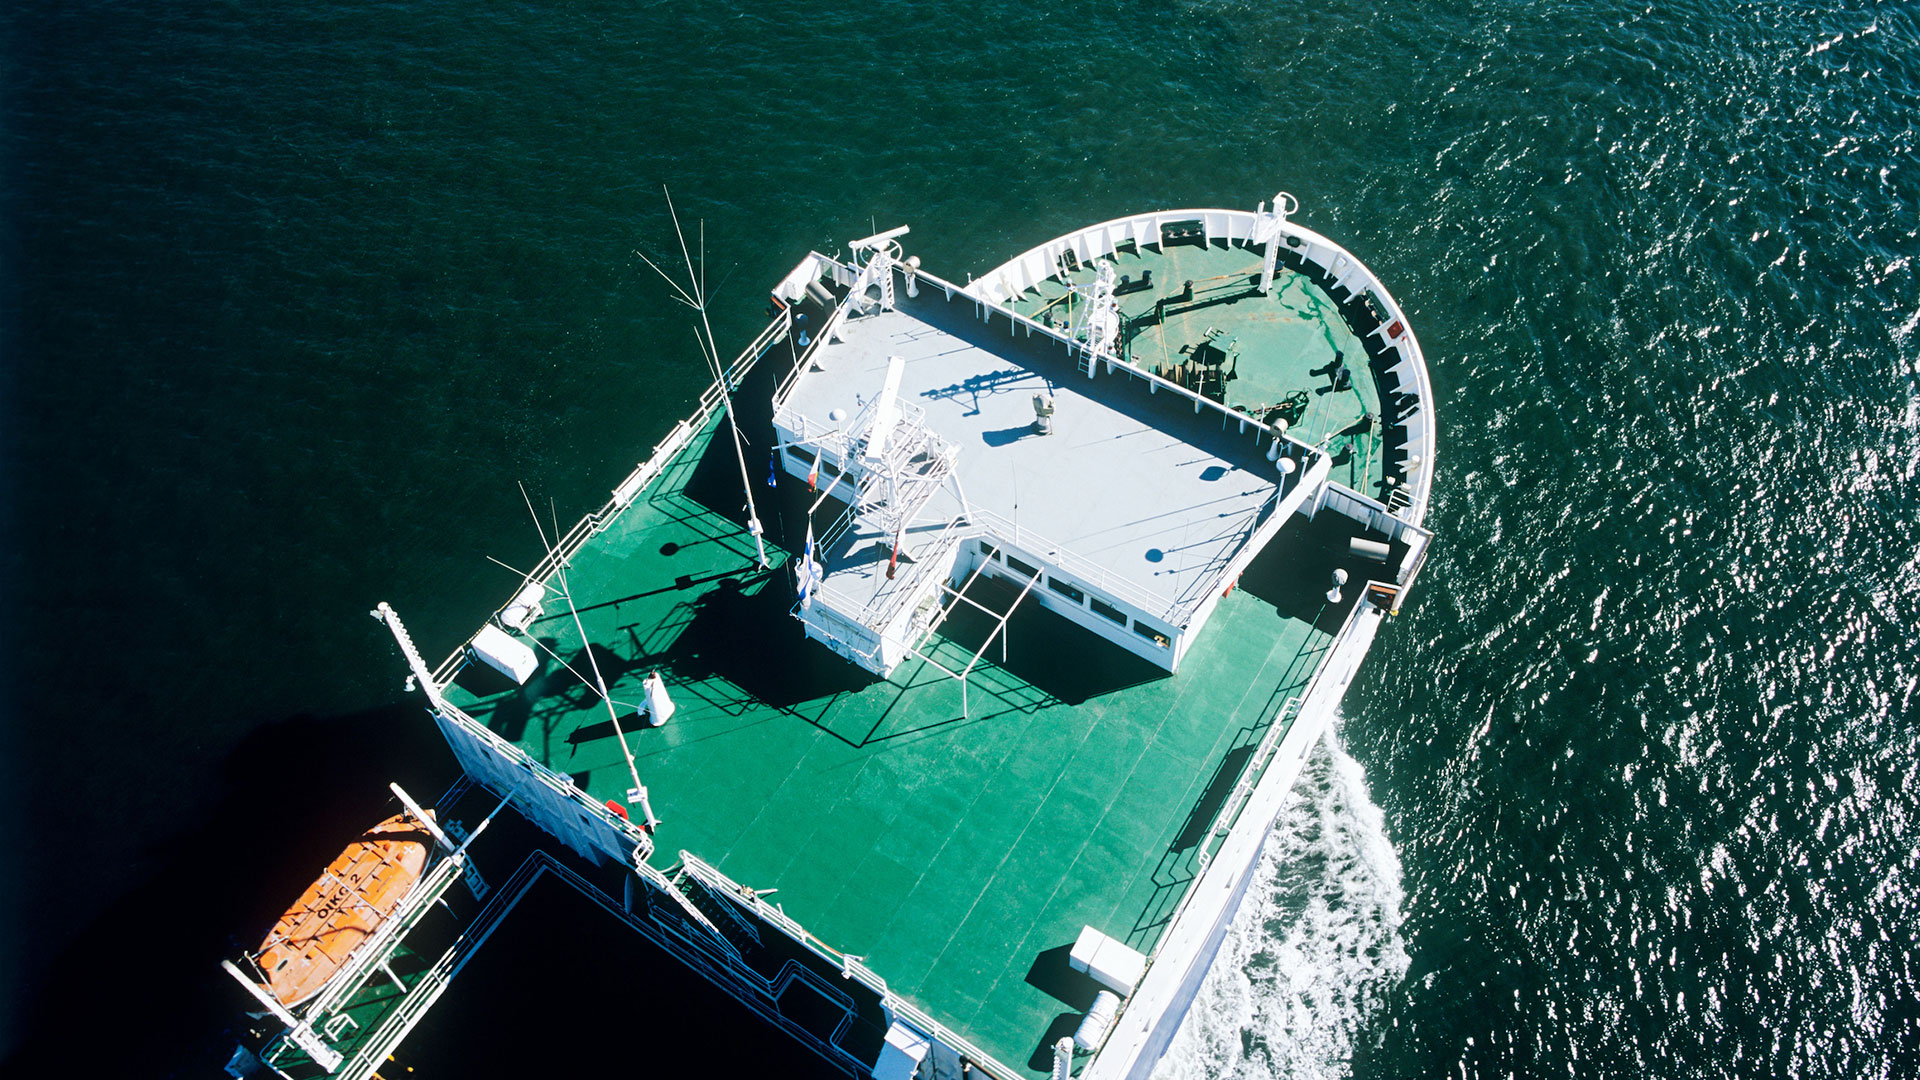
[520,484,659,831]
[636,188,770,569]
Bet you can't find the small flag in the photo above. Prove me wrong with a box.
[886,526,902,580]
[807,447,822,492]
[768,451,779,488]
[797,525,823,610]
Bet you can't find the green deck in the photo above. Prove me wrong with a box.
[440,406,1351,1072]
[1004,240,1387,499]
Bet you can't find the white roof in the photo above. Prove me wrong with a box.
[780,299,1292,621]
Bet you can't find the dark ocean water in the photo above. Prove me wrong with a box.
[4,0,1917,1075]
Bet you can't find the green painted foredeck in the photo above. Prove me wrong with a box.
[442,411,1340,1073]
[1004,241,1386,499]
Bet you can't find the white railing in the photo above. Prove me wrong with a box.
[773,369,935,462]
[874,518,973,628]
[427,312,790,688]
[1319,483,1422,543]
[1316,482,1436,598]
[965,505,1169,620]
[1151,593,1373,947]
[921,264,1325,466]
[965,209,1256,306]
[814,514,976,628]
[960,207,1436,527]
[1200,694,1304,861]
[677,852,1024,1080]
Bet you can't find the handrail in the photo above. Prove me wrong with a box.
[1316,482,1435,599]
[864,516,976,629]
[917,267,1326,467]
[964,506,1169,620]
[811,509,976,624]
[1196,698,1304,868]
[856,511,975,626]
[954,207,1435,526]
[427,312,790,688]
[798,518,975,681]
[1153,595,1373,947]
[677,852,1023,1080]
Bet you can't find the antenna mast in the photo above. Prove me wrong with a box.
[637,188,770,569]
[520,484,659,830]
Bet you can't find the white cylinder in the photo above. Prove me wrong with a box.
[1349,537,1391,562]
[1074,991,1122,1052]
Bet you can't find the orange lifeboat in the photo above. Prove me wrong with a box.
[254,811,435,1008]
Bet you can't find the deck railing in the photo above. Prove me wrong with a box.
[919,266,1325,469]
[1153,592,1375,945]
[953,207,1436,526]
[962,505,1168,619]
[427,311,790,689]
[812,513,977,629]
[677,852,1024,1080]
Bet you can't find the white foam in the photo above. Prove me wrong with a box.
[1152,725,1409,1080]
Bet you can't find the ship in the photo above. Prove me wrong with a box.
[223,194,1435,1080]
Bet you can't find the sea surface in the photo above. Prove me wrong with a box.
[4,0,1917,1075]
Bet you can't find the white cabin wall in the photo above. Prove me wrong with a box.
[434,711,639,867]
[973,540,1180,671]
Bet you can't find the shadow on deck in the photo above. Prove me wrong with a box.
[938,573,1167,707]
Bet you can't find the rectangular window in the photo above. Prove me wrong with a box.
[1089,597,1126,625]
[1133,621,1169,648]
[1005,556,1038,579]
[1047,578,1085,605]
[980,543,1000,562]
[785,445,810,460]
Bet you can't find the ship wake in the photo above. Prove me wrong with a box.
[1153,725,1408,1080]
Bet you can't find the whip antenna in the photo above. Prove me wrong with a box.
[636,187,770,570]
[518,483,659,830]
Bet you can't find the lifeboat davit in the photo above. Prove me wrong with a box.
[254,811,434,1008]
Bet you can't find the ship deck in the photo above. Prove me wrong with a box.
[439,409,1361,1073]
[1001,239,1388,500]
